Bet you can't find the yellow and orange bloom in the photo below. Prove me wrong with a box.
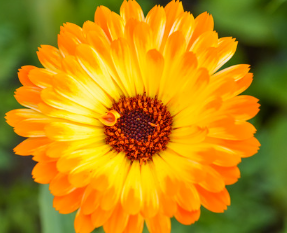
[6,0,260,232]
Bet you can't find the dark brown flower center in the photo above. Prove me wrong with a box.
[104,94,172,164]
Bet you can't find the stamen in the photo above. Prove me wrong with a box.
[104,94,172,164]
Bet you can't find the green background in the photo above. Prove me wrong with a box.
[1,0,287,232]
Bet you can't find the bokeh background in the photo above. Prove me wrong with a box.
[1,0,287,232]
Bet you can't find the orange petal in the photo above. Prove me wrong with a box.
[81,187,102,215]
[37,45,62,71]
[174,206,200,225]
[145,213,171,233]
[175,183,200,212]
[91,205,113,228]
[28,68,53,88]
[214,37,237,72]
[221,95,260,121]
[198,165,225,192]
[123,214,144,233]
[159,192,177,217]
[58,23,85,56]
[53,188,85,214]
[94,6,112,41]
[146,5,166,50]
[103,204,129,233]
[163,0,184,49]
[32,161,58,184]
[188,12,214,50]
[196,185,230,213]
[211,165,240,185]
[107,12,125,41]
[18,66,37,87]
[120,0,144,23]
[14,86,43,110]
[74,210,95,233]
[14,137,51,156]
[49,173,75,196]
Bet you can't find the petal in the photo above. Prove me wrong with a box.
[175,183,200,212]
[38,103,100,126]
[103,204,129,233]
[94,6,112,40]
[153,154,179,196]
[123,214,144,233]
[74,210,95,233]
[47,138,103,158]
[198,165,226,192]
[45,122,103,141]
[37,45,62,72]
[174,206,200,225]
[32,161,58,184]
[211,165,240,185]
[14,86,43,111]
[58,23,85,57]
[163,0,184,50]
[214,37,238,72]
[221,95,260,121]
[18,66,37,87]
[91,206,113,228]
[142,49,164,98]
[140,161,159,218]
[52,72,107,114]
[146,5,166,50]
[28,68,53,88]
[208,117,257,140]
[41,87,98,118]
[196,185,230,213]
[170,126,208,145]
[56,145,110,173]
[14,137,51,156]
[107,12,125,40]
[146,213,171,233]
[49,173,75,196]
[169,12,195,45]
[53,188,85,214]
[6,109,52,137]
[111,38,140,97]
[120,0,144,23]
[188,12,214,50]
[121,160,142,215]
[75,43,121,101]
[81,187,102,215]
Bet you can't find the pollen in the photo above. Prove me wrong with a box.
[104,94,172,164]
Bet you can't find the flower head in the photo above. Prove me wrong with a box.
[6,0,260,232]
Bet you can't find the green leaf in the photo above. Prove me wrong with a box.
[39,184,76,233]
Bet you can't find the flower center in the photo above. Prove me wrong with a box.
[104,94,172,164]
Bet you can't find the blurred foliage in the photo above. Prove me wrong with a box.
[1,0,287,232]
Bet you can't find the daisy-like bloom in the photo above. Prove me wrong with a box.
[6,0,260,232]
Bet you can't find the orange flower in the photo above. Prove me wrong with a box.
[5,0,260,232]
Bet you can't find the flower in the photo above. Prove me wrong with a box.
[5,0,260,232]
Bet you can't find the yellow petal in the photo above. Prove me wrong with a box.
[121,160,142,215]
[140,161,159,218]
[45,122,103,141]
